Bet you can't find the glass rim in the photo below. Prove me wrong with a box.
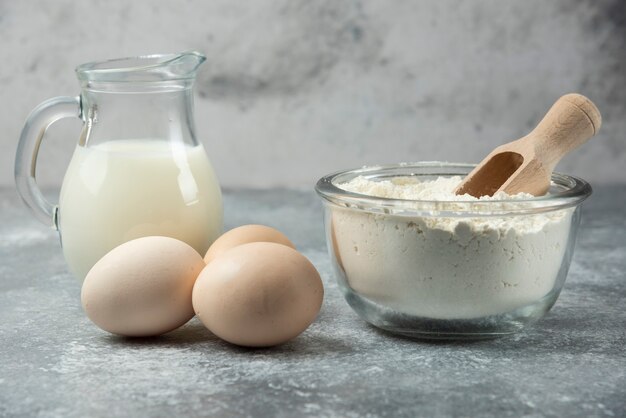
[75,51,206,82]
[315,162,592,216]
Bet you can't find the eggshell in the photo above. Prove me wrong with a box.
[81,236,205,337]
[204,224,295,263]
[193,242,323,347]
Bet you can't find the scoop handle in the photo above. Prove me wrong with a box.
[526,93,601,169]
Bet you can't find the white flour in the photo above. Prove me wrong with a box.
[332,176,572,319]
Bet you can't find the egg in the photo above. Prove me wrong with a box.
[204,224,295,263]
[193,242,323,347]
[81,236,205,337]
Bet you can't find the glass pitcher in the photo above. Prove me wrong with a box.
[15,52,223,280]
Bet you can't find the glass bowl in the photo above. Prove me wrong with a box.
[315,162,592,339]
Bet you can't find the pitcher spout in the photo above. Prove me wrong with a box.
[167,51,206,78]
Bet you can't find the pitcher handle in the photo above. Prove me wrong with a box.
[14,96,82,230]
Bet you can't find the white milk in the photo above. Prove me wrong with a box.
[58,139,223,280]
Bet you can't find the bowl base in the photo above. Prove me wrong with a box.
[344,288,560,340]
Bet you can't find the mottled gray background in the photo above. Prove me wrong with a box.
[2,0,625,189]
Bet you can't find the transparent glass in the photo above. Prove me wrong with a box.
[315,162,591,339]
[15,52,223,280]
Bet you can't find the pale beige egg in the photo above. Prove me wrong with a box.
[81,236,205,337]
[204,224,295,263]
[193,242,323,347]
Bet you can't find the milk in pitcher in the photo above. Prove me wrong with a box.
[58,139,223,280]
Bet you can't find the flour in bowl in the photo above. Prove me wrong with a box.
[331,176,573,319]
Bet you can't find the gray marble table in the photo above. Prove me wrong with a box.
[1,186,624,418]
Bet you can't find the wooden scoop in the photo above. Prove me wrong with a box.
[455,93,601,197]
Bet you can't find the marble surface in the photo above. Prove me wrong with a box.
[1,186,625,417]
[2,0,626,189]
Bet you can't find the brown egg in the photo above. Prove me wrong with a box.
[204,224,295,263]
[81,236,205,337]
[193,242,323,347]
